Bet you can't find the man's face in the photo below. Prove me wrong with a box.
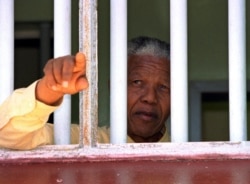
[127,54,170,141]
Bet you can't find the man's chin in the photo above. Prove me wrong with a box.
[128,121,158,135]
[134,130,156,138]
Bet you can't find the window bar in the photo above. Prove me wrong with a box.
[228,0,247,141]
[53,0,72,145]
[110,0,128,144]
[79,0,98,147]
[0,0,14,104]
[170,0,188,142]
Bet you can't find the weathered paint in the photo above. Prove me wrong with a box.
[1,142,250,183]
[79,0,98,147]
[1,142,250,163]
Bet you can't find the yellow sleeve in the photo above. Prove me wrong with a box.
[159,129,171,142]
[97,126,111,143]
[0,81,58,150]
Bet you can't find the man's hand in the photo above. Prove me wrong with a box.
[36,52,89,105]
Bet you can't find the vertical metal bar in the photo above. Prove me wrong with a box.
[53,0,71,145]
[228,0,247,141]
[79,0,98,147]
[0,0,14,104]
[170,0,188,142]
[110,0,127,144]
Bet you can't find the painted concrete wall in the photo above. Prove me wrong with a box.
[14,0,250,80]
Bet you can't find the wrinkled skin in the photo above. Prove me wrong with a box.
[127,55,171,142]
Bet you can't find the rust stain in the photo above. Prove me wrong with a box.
[80,0,98,147]
[83,92,90,146]
[81,0,92,147]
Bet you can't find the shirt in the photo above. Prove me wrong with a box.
[0,81,170,150]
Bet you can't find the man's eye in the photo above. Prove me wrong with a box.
[159,84,169,91]
[160,84,167,89]
[133,80,142,85]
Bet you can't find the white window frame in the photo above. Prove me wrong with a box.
[1,0,250,163]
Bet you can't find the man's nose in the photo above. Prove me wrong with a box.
[141,86,157,104]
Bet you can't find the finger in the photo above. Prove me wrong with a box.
[52,58,63,85]
[43,59,58,90]
[74,52,86,72]
[61,57,75,88]
[50,76,89,94]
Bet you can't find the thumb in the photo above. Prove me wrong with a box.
[75,76,89,91]
[74,52,86,72]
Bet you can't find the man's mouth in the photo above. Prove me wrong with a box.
[135,111,158,121]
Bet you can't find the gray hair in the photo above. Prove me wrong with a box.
[128,36,170,60]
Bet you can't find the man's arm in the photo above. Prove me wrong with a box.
[0,53,88,150]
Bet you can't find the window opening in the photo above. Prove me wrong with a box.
[0,0,249,166]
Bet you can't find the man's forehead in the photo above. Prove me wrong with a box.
[128,55,170,71]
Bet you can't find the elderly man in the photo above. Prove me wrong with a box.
[0,36,171,149]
